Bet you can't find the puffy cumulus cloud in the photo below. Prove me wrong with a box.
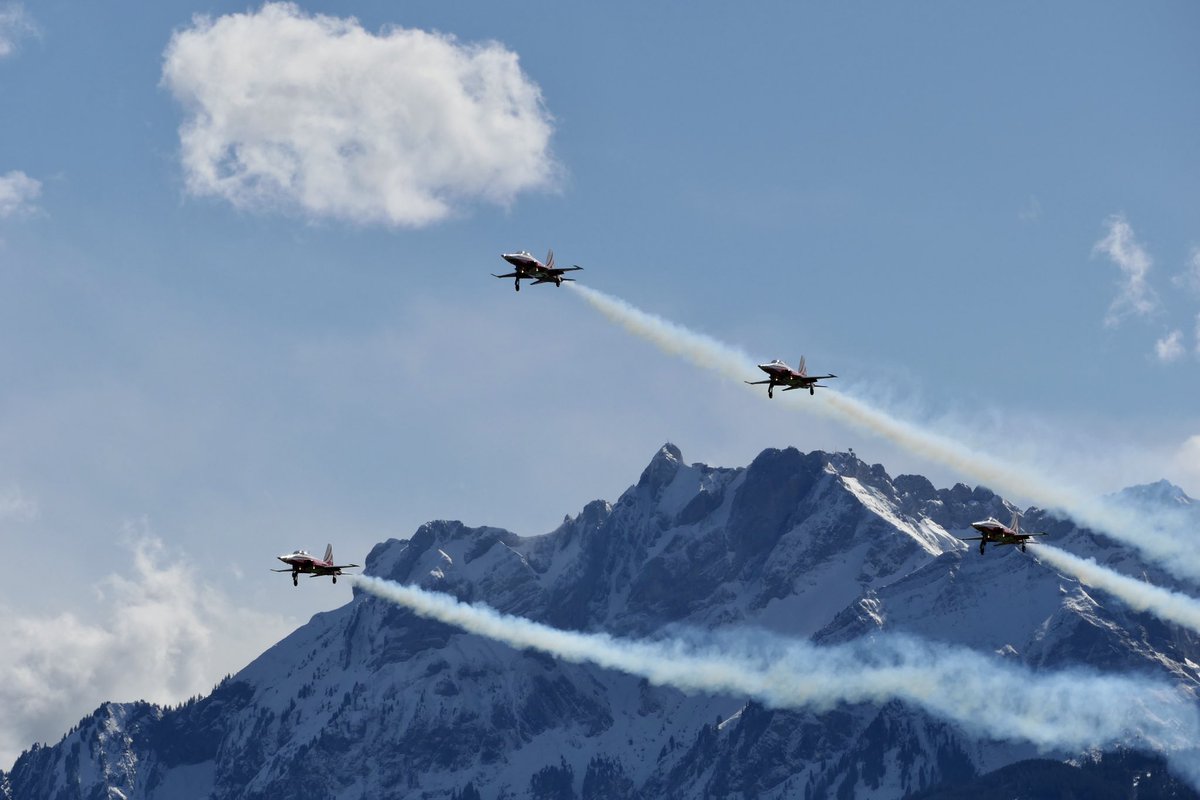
[1154,330,1185,363]
[0,170,40,218]
[161,2,556,228]
[0,3,36,59]
[1094,214,1159,327]
[0,535,294,768]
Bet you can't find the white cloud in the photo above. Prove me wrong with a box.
[1154,330,1185,363]
[1017,194,1041,223]
[1093,214,1159,327]
[0,170,40,218]
[0,3,35,59]
[161,2,556,228]
[0,485,37,522]
[0,535,293,768]
[1174,247,1200,295]
[1173,436,1200,496]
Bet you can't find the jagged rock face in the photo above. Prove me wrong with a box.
[3,445,1197,800]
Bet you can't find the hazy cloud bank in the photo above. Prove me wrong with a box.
[0,536,293,769]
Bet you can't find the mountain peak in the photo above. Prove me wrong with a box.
[637,442,684,492]
[1113,479,1194,507]
[8,444,1194,800]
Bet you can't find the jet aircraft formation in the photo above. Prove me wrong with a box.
[485,247,1048,559]
[274,246,1040,584]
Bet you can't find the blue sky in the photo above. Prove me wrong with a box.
[0,0,1197,765]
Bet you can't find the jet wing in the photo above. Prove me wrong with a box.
[956,536,986,541]
[327,564,360,570]
[744,379,772,385]
[492,272,521,279]
[270,568,294,572]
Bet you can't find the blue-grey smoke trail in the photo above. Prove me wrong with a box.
[354,576,1200,770]
[567,283,1200,586]
[1034,545,1200,634]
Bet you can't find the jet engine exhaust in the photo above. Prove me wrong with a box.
[1033,545,1200,635]
[353,575,1200,779]
[566,284,1200,587]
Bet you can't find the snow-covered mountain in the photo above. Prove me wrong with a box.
[4,444,1198,799]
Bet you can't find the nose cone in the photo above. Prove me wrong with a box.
[277,555,290,563]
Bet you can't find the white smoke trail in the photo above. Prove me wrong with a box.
[568,284,1200,585]
[354,576,1200,758]
[1034,545,1200,634]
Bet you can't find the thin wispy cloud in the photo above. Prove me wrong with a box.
[1155,330,1185,363]
[1094,214,1159,327]
[0,3,35,59]
[0,485,37,522]
[1174,436,1200,491]
[1018,195,1041,223]
[0,535,294,769]
[1172,247,1200,295]
[0,170,40,218]
[161,2,557,228]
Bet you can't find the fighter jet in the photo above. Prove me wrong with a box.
[744,356,837,398]
[958,512,1047,555]
[493,249,583,291]
[272,544,359,586]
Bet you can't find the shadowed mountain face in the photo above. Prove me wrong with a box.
[4,445,1198,800]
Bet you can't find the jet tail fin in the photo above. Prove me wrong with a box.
[797,355,807,377]
[546,248,555,269]
[1010,512,1021,534]
[324,543,333,563]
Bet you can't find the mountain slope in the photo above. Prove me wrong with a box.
[4,444,1197,799]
